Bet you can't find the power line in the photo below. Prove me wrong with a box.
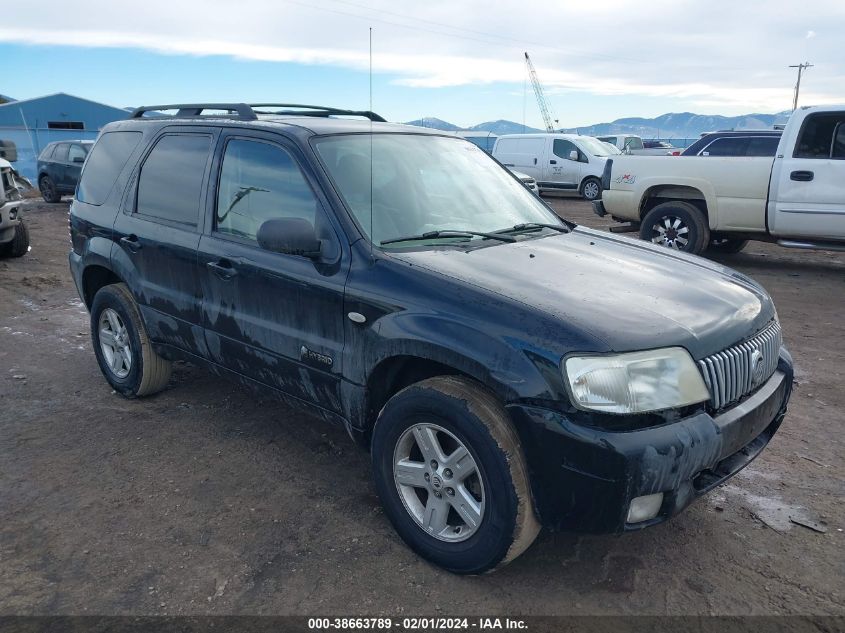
[284,0,652,66]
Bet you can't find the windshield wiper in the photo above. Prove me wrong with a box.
[493,222,570,235]
[381,230,517,246]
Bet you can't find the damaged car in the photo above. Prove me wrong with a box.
[0,154,30,258]
[69,103,793,574]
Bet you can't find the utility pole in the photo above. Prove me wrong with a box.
[789,62,813,111]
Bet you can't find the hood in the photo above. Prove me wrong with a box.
[389,227,775,360]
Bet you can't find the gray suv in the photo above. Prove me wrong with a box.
[36,140,93,202]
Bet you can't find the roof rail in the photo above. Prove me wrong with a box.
[128,102,387,123]
[249,104,387,122]
[129,103,258,120]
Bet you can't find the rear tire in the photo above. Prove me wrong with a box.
[709,237,748,254]
[39,175,61,203]
[640,201,710,254]
[371,376,540,574]
[581,177,602,201]
[90,283,172,398]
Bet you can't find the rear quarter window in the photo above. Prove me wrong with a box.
[77,132,143,206]
[38,145,56,161]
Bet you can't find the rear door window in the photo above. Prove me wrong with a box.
[795,113,845,158]
[745,136,780,156]
[136,134,212,226]
[77,131,143,206]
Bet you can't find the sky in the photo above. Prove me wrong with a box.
[1,0,843,128]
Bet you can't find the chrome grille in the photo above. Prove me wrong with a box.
[698,320,782,411]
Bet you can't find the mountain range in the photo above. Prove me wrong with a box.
[404,111,792,139]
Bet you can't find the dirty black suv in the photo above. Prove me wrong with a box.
[69,103,793,574]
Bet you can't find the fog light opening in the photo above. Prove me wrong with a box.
[627,493,664,523]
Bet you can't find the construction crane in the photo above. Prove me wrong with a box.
[524,52,557,133]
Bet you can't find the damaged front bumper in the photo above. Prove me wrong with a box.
[507,349,793,533]
[0,201,22,244]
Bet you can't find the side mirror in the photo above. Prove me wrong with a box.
[257,217,322,258]
[569,150,579,161]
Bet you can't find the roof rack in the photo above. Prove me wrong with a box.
[250,104,386,122]
[128,102,386,123]
[129,103,258,120]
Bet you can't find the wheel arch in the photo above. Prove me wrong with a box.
[638,183,714,228]
[81,264,123,309]
[349,352,511,449]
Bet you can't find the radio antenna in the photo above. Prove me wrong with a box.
[369,27,374,261]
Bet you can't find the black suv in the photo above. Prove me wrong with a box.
[69,103,793,574]
[37,140,93,202]
[680,130,782,157]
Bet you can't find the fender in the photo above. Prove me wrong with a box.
[340,307,574,435]
[632,176,717,226]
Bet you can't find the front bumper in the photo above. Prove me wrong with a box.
[0,201,21,244]
[507,350,793,533]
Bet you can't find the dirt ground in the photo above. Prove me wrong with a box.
[1,195,843,617]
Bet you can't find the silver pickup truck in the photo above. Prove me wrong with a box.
[594,105,845,255]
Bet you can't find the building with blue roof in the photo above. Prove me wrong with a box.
[0,93,128,181]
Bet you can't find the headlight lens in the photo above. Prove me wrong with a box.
[564,347,710,414]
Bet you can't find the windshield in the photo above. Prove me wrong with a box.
[578,136,619,156]
[314,134,562,246]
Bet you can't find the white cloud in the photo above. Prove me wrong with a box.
[1,0,844,114]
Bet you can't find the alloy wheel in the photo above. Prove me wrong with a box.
[98,308,132,378]
[393,423,485,542]
[583,181,600,200]
[40,178,55,200]
[651,215,690,250]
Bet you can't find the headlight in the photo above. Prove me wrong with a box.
[564,347,710,414]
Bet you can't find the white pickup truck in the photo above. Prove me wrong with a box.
[593,105,845,255]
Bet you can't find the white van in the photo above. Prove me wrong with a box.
[492,134,616,200]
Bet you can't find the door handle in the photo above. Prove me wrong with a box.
[207,260,238,280]
[120,235,142,252]
[790,170,814,182]
[533,157,538,165]
[549,159,557,165]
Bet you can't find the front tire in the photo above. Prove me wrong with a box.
[90,283,172,398]
[8,221,30,257]
[581,177,602,201]
[371,376,540,574]
[640,201,710,254]
[39,175,61,203]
